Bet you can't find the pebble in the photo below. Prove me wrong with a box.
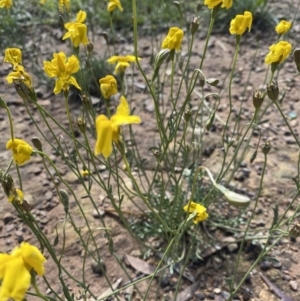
[92,208,105,219]
[91,260,106,275]
[3,212,14,224]
[195,292,205,300]
[260,260,272,270]
[290,280,298,291]
[214,288,221,294]
[5,224,15,232]
[272,260,282,269]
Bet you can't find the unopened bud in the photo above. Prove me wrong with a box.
[289,222,300,238]
[293,48,300,73]
[267,81,279,101]
[76,117,86,134]
[0,96,7,109]
[184,109,192,122]
[31,137,43,152]
[199,75,206,88]
[152,49,171,81]
[252,90,264,109]
[60,189,69,215]
[223,189,251,207]
[206,78,219,86]
[206,111,215,131]
[261,140,271,155]
[102,32,109,45]
[250,150,257,164]
[87,42,94,54]
[190,17,200,34]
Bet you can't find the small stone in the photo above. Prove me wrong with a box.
[3,212,14,224]
[221,291,230,299]
[260,260,272,271]
[290,280,298,291]
[214,288,221,294]
[92,208,105,219]
[45,191,53,201]
[6,224,15,232]
[195,292,205,300]
[91,260,106,275]
[272,261,282,269]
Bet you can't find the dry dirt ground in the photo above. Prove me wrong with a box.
[1,2,300,301]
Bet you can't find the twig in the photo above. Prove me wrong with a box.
[259,272,294,301]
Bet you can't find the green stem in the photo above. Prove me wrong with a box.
[230,152,268,299]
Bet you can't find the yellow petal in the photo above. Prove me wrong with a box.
[0,256,31,301]
[20,242,46,276]
[95,115,114,158]
[116,95,130,116]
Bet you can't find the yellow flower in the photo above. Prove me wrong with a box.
[107,55,141,74]
[6,65,32,89]
[275,20,292,35]
[8,188,24,204]
[0,242,46,301]
[229,11,253,35]
[62,10,89,48]
[95,96,141,158]
[0,0,12,9]
[81,169,90,177]
[99,75,117,99]
[6,138,33,165]
[4,48,22,67]
[265,41,292,65]
[204,0,232,9]
[161,27,184,51]
[183,201,208,224]
[59,0,70,12]
[107,0,123,12]
[43,52,81,94]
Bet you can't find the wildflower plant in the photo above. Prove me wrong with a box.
[0,0,300,301]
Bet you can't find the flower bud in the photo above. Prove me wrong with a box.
[267,81,279,101]
[289,222,300,238]
[206,111,215,131]
[261,140,271,155]
[293,48,300,73]
[184,109,192,122]
[206,78,219,86]
[87,42,94,54]
[223,189,251,207]
[152,49,171,81]
[76,117,86,134]
[31,137,43,152]
[190,17,200,34]
[252,90,264,109]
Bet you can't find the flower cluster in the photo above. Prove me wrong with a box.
[107,55,141,74]
[0,242,46,301]
[264,20,292,66]
[0,0,12,9]
[183,201,208,224]
[95,96,141,158]
[59,0,70,12]
[229,11,252,35]
[62,10,89,48]
[43,52,81,94]
[161,27,184,51]
[265,41,292,65]
[99,75,118,99]
[107,0,123,12]
[204,0,232,9]
[276,20,292,35]
[4,48,32,89]
[6,138,33,165]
